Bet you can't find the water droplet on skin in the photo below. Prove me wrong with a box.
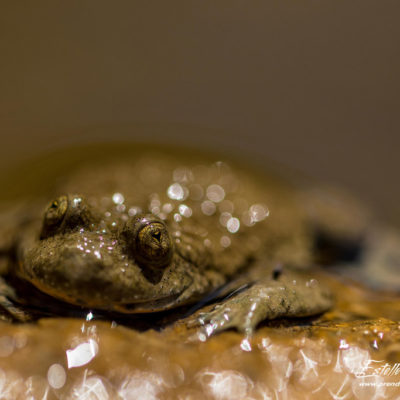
[227,217,240,233]
[116,204,126,213]
[128,207,142,216]
[162,203,174,213]
[241,211,254,227]
[150,206,160,215]
[173,167,193,183]
[206,184,225,203]
[149,197,161,207]
[306,279,318,288]
[204,239,212,247]
[179,204,192,218]
[167,183,188,201]
[174,213,182,222]
[198,332,207,342]
[220,236,231,248]
[249,204,269,222]
[201,201,216,216]
[219,212,232,227]
[205,324,215,337]
[112,193,125,205]
[73,198,82,207]
[240,338,252,352]
[94,251,101,260]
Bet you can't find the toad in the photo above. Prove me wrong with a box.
[0,149,368,336]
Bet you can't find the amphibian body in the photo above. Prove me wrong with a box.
[0,149,348,336]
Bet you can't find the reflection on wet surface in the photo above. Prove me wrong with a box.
[0,274,399,399]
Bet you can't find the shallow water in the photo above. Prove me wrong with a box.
[0,145,399,399]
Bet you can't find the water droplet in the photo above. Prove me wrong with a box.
[204,239,212,247]
[167,183,187,201]
[219,212,232,227]
[112,193,125,205]
[150,206,160,215]
[306,279,318,288]
[240,338,252,352]
[206,184,225,203]
[174,213,182,222]
[249,204,269,222]
[220,236,231,248]
[73,197,82,207]
[227,217,240,233]
[173,167,193,183]
[201,200,216,216]
[128,207,142,216]
[178,204,192,218]
[162,203,174,213]
[116,204,126,213]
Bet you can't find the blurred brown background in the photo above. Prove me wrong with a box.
[0,2,399,223]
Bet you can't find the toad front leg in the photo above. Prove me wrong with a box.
[194,273,333,337]
[0,207,34,322]
[0,277,32,322]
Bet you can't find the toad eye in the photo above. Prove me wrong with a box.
[127,214,173,269]
[41,196,69,238]
[41,194,95,239]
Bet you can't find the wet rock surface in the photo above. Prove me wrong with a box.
[0,274,399,400]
